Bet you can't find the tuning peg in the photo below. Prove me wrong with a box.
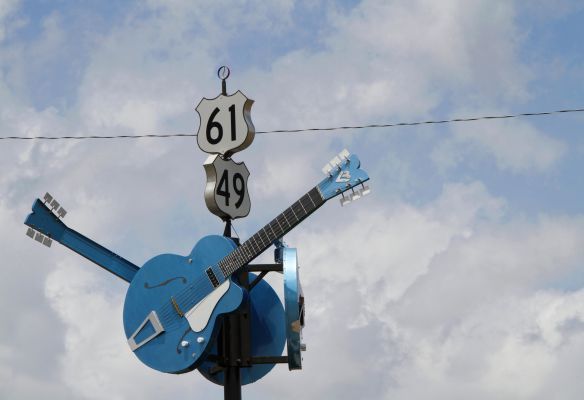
[26,227,52,247]
[34,231,45,243]
[49,199,60,211]
[329,156,342,168]
[43,192,54,204]
[339,193,351,207]
[350,189,361,201]
[338,149,350,160]
[57,206,67,218]
[322,163,333,175]
[360,183,371,196]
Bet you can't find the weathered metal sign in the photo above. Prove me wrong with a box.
[196,90,255,156]
[203,154,251,219]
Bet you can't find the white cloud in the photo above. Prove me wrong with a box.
[384,290,584,400]
[246,0,532,133]
[44,261,223,400]
[250,182,584,399]
[0,0,20,42]
[433,114,567,173]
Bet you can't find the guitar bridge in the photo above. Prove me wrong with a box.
[127,311,165,351]
[171,296,184,317]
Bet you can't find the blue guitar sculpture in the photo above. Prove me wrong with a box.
[24,150,370,374]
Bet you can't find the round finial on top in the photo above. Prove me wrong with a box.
[217,66,230,95]
[217,66,230,81]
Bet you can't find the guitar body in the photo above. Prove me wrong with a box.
[123,235,245,374]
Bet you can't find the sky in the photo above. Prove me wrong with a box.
[1,0,584,399]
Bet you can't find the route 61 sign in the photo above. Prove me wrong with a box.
[196,90,255,156]
[203,154,251,219]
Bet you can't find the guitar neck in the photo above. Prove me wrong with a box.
[217,187,324,277]
[59,227,140,283]
[25,199,140,283]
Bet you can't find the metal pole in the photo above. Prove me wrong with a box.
[222,313,242,400]
[222,219,245,400]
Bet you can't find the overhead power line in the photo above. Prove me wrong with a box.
[1,107,583,141]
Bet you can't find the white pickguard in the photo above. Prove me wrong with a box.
[185,280,230,332]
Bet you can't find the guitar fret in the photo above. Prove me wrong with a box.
[274,220,284,236]
[255,235,264,249]
[259,228,270,245]
[299,200,307,213]
[294,202,304,219]
[268,223,277,238]
[254,237,264,253]
[290,205,299,220]
[215,186,324,279]
[284,209,296,224]
[260,228,269,246]
[315,187,324,202]
[307,192,316,207]
[275,217,284,232]
[241,244,250,260]
[296,206,306,219]
[249,239,257,254]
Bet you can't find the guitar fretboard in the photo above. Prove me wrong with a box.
[217,187,324,277]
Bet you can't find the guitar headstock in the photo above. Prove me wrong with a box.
[24,193,67,247]
[317,149,370,206]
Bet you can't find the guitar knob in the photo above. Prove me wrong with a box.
[197,336,205,343]
[181,340,189,348]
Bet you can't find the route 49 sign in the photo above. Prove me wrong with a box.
[204,154,251,219]
[196,91,255,156]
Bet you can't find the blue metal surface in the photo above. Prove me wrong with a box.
[317,154,370,201]
[282,248,304,370]
[198,273,286,385]
[24,199,139,282]
[122,235,245,374]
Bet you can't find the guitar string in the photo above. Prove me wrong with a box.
[101,190,323,328]
[155,190,326,330]
[220,190,323,277]
[170,190,320,311]
[210,194,311,277]
[220,192,319,277]
[156,188,324,322]
[156,267,216,325]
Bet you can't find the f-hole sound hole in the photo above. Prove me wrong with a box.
[144,276,187,289]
